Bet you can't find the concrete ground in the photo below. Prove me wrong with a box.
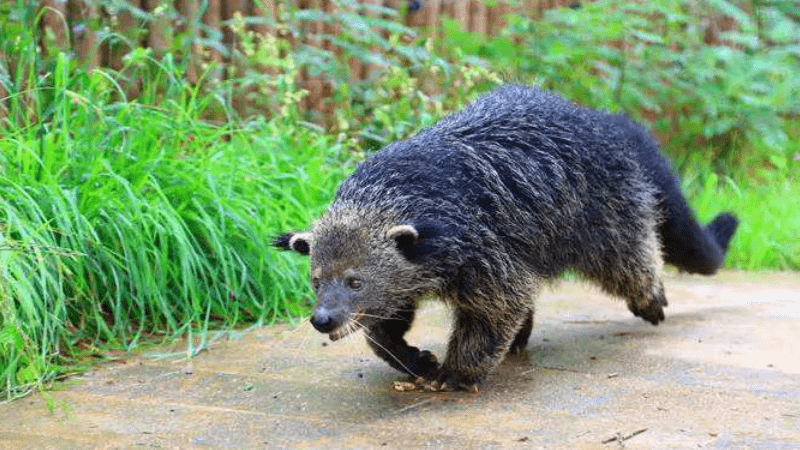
[1,271,799,449]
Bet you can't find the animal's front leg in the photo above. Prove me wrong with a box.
[364,308,439,380]
[434,308,520,392]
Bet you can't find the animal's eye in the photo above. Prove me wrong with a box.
[346,277,363,291]
[311,277,320,290]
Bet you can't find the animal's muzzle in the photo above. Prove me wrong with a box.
[310,306,339,333]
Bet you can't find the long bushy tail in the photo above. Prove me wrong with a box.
[706,213,739,255]
[660,209,739,275]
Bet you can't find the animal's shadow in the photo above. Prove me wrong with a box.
[329,315,679,421]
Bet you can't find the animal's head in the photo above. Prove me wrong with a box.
[274,212,446,341]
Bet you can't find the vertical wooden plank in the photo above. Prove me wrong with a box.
[203,0,223,68]
[359,0,385,81]
[488,1,499,36]
[347,0,364,81]
[295,0,310,112]
[453,0,470,32]
[39,0,69,55]
[527,0,539,18]
[488,1,512,36]
[527,0,543,19]
[67,0,100,68]
[405,0,426,27]
[222,0,244,113]
[221,0,244,58]
[470,0,488,35]
[320,0,337,123]
[322,0,338,54]
[305,0,323,115]
[420,0,442,95]
[177,0,201,83]
[106,1,141,69]
[105,1,142,99]
[145,0,172,57]
[249,0,277,36]
[309,0,324,48]
[424,0,442,31]
[248,0,278,83]
[440,0,455,20]
[381,0,401,39]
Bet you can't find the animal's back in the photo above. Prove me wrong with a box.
[336,85,658,276]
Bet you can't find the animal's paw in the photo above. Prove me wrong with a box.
[413,350,440,379]
[508,342,529,356]
[430,370,482,393]
[390,350,440,392]
[628,297,667,325]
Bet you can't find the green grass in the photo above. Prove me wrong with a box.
[682,165,800,271]
[0,49,354,398]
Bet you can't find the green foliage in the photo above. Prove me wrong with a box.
[681,166,800,270]
[335,53,502,151]
[0,4,353,398]
[0,0,501,399]
[434,0,800,270]
[442,0,800,168]
[225,1,501,145]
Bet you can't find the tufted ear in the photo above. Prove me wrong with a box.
[387,225,419,249]
[388,220,461,263]
[273,232,312,255]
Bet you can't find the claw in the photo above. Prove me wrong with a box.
[432,372,482,393]
[629,300,665,326]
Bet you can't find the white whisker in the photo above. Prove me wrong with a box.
[356,312,398,321]
[361,331,422,378]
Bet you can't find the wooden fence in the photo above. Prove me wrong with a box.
[30,1,585,115]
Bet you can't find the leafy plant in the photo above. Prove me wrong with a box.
[459,0,800,168]
[224,1,501,144]
[0,1,354,398]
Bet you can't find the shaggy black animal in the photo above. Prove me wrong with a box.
[275,85,738,392]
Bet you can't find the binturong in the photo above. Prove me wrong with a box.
[274,85,738,392]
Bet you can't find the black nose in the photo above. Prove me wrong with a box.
[310,309,337,333]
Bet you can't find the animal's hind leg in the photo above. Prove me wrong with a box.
[623,227,668,325]
[509,308,533,354]
[594,268,667,325]
[624,276,668,325]
[364,306,439,379]
[584,224,668,325]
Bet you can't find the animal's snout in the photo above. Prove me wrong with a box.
[310,307,339,333]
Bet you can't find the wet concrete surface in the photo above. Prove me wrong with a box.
[2,271,799,449]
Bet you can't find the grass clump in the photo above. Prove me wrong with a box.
[679,156,800,271]
[0,43,353,400]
